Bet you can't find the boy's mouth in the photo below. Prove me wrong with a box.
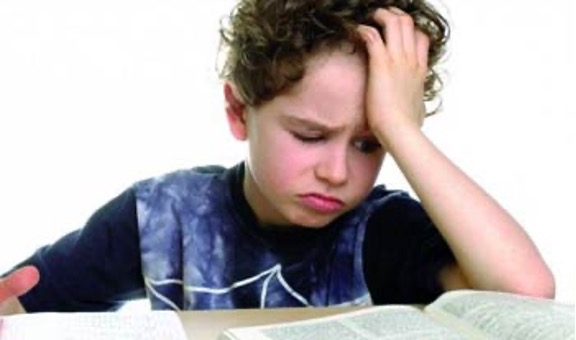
[298,193,345,214]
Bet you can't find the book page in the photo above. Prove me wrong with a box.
[220,306,467,340]
[425,290,575,340]
[0,311,188,340]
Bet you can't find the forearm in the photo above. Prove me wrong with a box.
[377,124,555,297]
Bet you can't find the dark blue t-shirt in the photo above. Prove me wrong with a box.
[14,163,455,311]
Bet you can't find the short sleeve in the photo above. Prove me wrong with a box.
[362,194,456,305]
[12,188,146,312]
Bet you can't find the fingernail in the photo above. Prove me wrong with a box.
[388,7,404,15]
[357,27,372,44]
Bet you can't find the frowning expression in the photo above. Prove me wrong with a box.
[234,48,385,228]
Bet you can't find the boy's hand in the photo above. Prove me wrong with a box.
[357,8,555,298]
[357,7,429,145]
[0,266,37,335]
[0,265,39,308]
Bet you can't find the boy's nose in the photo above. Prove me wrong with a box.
[315,149,348,186]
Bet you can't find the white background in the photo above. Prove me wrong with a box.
[0,0,574,303]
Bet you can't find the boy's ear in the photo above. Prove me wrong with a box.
[224,82,248,141]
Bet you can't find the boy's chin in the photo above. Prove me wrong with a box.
[285,212,342,229]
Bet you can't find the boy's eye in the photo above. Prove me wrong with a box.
[292,132,325,143]
[354,138,381,153]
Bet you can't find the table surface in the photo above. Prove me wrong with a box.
[178,307,364,339]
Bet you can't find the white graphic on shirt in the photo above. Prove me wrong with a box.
[144,278,183,311]
[144,264,311,309]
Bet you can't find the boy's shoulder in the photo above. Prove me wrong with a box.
[132,164,232,201]
[364,184,412,207]
[136,164,227,186]
[359,185,427,221]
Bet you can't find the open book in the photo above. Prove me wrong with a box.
[219,290,575,340]
[0,310,187,340]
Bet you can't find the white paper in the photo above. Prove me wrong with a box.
[0,311,187,340]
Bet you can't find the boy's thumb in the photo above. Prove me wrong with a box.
[0,266,40,302]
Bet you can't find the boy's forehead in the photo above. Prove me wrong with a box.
[275,49,368,131]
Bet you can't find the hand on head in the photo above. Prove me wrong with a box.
[358,7,429,140]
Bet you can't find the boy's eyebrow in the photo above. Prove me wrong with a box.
[282,116,373,136]
[282,116,344,132]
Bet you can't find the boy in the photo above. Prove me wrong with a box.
[0,0,554,314]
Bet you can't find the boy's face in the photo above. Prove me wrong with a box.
[229,48,385,228]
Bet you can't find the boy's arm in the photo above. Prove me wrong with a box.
[358,8,554,297]
[3,188,145,313]
[383,124,553,296]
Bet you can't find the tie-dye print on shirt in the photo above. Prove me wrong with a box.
[134,164,404,310]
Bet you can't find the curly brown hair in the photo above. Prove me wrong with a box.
[219,0,449,116]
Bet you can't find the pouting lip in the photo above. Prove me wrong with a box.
[299,193,345,205]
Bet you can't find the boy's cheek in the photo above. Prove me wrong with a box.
[263,137,316,168]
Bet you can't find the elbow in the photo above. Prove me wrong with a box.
[529,275,556,299]
[471,264,557,299]
[508,268,556,299]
